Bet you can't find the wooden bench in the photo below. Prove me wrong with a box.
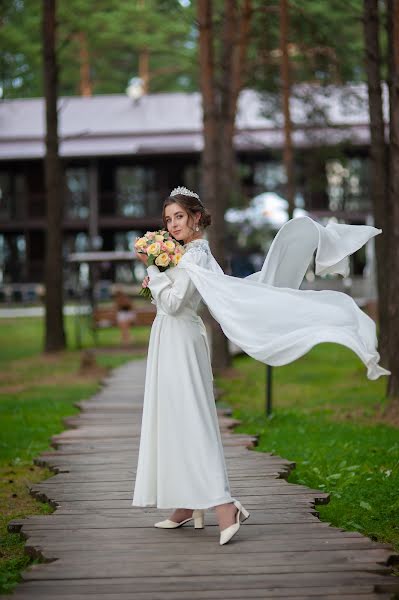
[93,307,117,328]
[134,307,157,326]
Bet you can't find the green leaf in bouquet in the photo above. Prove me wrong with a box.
[139,287,153,300]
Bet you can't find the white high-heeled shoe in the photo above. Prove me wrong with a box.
[154,509,205,529]
[219,500,250,545]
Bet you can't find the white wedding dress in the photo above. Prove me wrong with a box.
[132,217,390,510]
[132,238,236,509]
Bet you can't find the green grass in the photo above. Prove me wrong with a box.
[216,345,399,553]
[0,313,150,365]
[0,315,150,593]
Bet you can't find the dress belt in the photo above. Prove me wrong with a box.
[156,309,200,322]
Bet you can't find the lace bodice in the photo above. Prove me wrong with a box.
[183,238,210,256]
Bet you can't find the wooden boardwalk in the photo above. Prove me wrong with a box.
[6,359,399,600]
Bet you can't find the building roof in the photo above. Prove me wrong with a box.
[0,86,388,160]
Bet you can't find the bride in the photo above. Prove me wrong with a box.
[132,187,250,545]
[132,186,389,546]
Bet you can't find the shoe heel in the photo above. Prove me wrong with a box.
[193,509,205,528]
[234,500,250,521]
[240,506,250,520]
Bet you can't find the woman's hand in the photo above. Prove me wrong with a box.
[136,251,148,266]
[142,275,150,288]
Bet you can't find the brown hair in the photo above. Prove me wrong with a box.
[162,193,212,231]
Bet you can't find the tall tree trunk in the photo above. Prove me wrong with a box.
[139,49,150,94]
[386,0,399,397]
[78,31,92,96]
[43,0,66,352]
[198,0,229,370]
[198,0,218,253]
[363,0,390,367]
[138,0,150,94]
[280,0,295,219]
[198,0,252,371]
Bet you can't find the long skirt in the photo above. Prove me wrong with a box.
[132,313,235,509]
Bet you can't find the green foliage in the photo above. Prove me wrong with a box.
[249,0,365,95]
[0,0,196,98]
[0,0,42,98]
[216,347,399,551]
[1,0,369,99]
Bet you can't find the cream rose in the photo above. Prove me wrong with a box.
[164,240,176,252]
[147,242,161,256]
[155,234,165,242]
[171,253,183,265]
[135,237,147,249]
[155,252,171,267]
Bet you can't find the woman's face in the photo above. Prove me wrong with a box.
[164,202,200,244]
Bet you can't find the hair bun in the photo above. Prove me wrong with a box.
[200,210,212,228]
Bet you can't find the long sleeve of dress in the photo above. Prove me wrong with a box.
[146,247,207,316]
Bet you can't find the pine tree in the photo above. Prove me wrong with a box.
[43,0,66,352]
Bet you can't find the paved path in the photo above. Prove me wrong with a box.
[6,359,399,599]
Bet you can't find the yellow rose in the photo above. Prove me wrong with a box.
[171,253,182,265]
[147,242,161,256]
[135,237,147,249]
[155,234,165,242]
[155,252,171,267]
[164,240,176,252]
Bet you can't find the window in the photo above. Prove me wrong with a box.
[114,231,141,252]
[0,174,12,219]
[115,166,156,217]
[0,172,26,219]
[0,234,26,283]
[254,162,286,194]
[184,165,200,195]
[326,158,371,212]
[66,168,89,219]
[64,232,90,259]
[252,161,304,208]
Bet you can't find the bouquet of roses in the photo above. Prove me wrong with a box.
[134,230,185,299]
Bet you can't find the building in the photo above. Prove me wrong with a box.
[0,85,385,298]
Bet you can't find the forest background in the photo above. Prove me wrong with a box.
[1,0,398,393]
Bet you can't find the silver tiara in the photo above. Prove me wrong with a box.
[170,186,201,202]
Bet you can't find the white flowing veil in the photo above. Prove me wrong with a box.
[177,216,390,380]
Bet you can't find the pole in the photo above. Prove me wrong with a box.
[266,364,273,417]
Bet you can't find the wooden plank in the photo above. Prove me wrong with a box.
[16,523,341,537]
[21,548,395,566]
[7,594,395,600]
[24,539,393,557]
[35,472,292,483]
[52,497,317,509]
[5,584,391,599]
[46,512,311,525]
[20,571,399,591]
[29,481,327,493]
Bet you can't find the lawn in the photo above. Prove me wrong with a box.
[0,315,150,593]
[216,344,399,555]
